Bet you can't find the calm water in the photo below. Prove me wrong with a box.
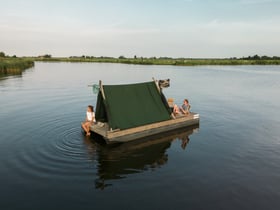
[1,62,280,210]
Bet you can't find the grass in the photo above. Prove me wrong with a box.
[0,57,34,75]
[35,56,280,66]
[1,55,279,76]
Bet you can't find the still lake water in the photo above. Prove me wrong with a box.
[0,62,280,210]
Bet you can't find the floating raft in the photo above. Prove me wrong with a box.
[91,113,199,143]
[89,80,199,144]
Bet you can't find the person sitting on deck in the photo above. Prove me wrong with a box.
[173,99,191,115]
[82,105,96,136]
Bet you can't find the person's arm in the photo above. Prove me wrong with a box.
[91,112,95,123]
[185,105,190,114]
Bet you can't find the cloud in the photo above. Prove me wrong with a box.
[1,1,280,57]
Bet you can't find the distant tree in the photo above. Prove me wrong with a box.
[252,54,260,60]
[134,55,137,59]
[159,57,172,60]
[12,55,17,58]
[261,55,269,60]
[0,51,5,57]
[42,54,52,58]
[119,55,126,59]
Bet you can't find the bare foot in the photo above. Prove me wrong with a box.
[86,132,91,136]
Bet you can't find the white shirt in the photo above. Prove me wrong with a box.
[86,111,96,122]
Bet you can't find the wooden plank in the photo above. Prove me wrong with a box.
[106,125,199,151]
[107,118,199,143]
[90,113,199,143]
[108,113,196,137]
[107,113,199,143]
[90,123,109,137]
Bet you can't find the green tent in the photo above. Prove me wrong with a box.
[95,81,171,130]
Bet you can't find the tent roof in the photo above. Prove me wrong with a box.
[95,81,171,130]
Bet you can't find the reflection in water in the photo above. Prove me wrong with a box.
[0,73,22,81]
[0,65,33,81]
[83,125,199,189]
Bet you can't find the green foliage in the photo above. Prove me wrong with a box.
[0,52,5,57]
[43,54,52,58]
[1,52,279,75]
[242,54,280,60]
[33,56,280,66]
[0,57,34,75]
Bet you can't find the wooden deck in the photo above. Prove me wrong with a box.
[90,113,199,144]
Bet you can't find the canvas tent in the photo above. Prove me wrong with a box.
[95,81,172,130]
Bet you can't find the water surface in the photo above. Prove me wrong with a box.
[0,62,280,210]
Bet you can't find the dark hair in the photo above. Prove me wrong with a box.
[88,105,94,112]
[184,99,189,103]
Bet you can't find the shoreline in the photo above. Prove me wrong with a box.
[34,57,280,66]
[1,56,280,75]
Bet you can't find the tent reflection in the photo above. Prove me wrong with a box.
[84,125,199,189]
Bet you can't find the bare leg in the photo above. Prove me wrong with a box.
[82,122,87,133]
[82,122,91,136]
[85,122,91,136]
[173,104,180,114]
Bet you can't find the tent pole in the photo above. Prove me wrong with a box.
[152,77,161,93]
[99,80,106,99]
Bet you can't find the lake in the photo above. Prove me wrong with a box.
[0,62,280,210]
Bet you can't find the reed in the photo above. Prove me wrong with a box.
[0,58,34,75]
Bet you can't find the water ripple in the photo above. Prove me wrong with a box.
[2,113,94,184]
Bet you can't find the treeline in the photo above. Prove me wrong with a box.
[66,54,280,61]
[1,50,280,71]
[0,51,17,58]
[240,54,280,60]
[35,54,280,66]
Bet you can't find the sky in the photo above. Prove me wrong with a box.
[0,0,280,58]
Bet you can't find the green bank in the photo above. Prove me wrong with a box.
[35,56,280,66]
[0,57,34,75]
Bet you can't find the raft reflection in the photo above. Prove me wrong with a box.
[84,125,199,189]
